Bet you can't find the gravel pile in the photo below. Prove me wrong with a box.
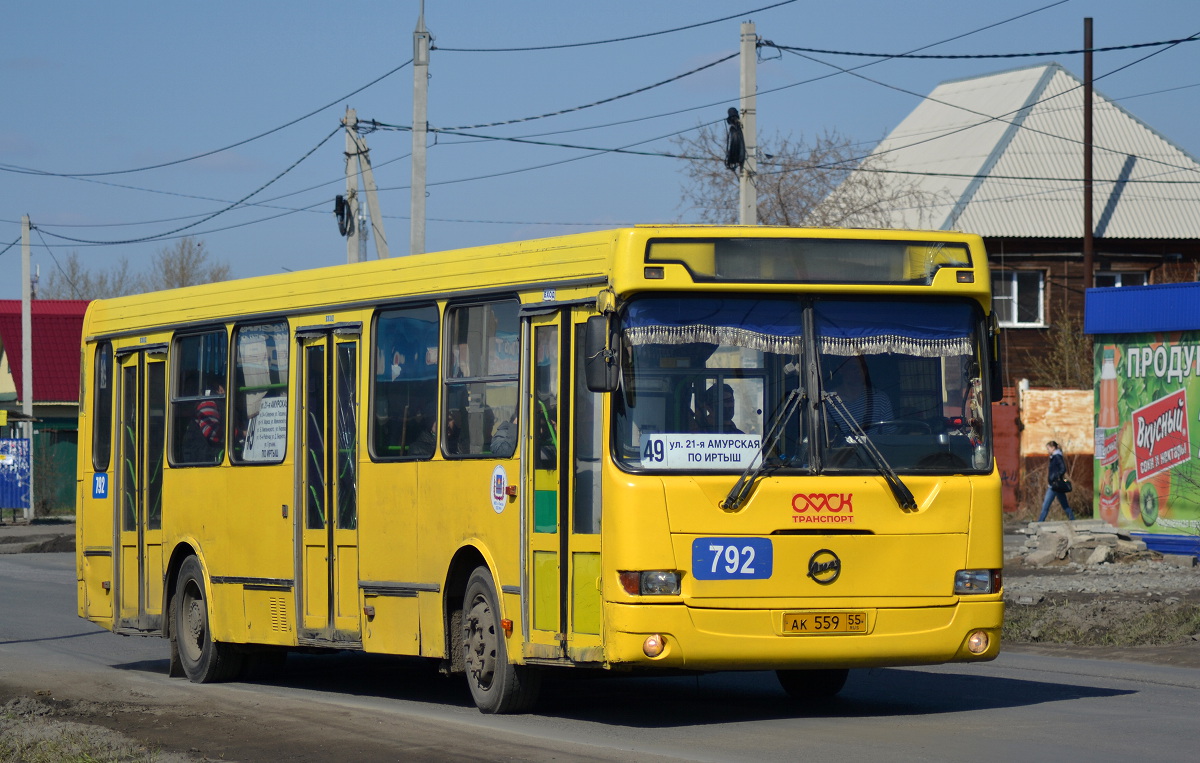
[1005,519,1200,602]
[1006,557,1200,600]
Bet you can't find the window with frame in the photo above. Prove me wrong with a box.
[171,329,228,466]
[443,300,519,457]
[1094,271,1148,288]
[371,304,440,459]
[231,322,289,464]
[91,342,113,471]
[991,270,1044,327]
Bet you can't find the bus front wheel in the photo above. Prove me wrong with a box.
[173,556,243,683]
[776,668,849,700]
[462,566,541,713]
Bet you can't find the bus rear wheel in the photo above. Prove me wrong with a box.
[173,556,243,683]
[462,567,540,713]
[776,668,849,700]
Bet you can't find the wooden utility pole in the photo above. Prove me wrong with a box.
[739,22,758,226]
[1082,17,1094,287]
[342,108,390,262]
[343,112,363,263]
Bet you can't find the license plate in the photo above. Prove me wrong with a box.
[781,611,867,635]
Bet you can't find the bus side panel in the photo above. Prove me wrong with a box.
[358,460,421,656]
[164,463,295,646]
[416,459,523,660]
[965,469,1004,571]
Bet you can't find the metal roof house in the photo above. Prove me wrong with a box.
[855,63,1200,385]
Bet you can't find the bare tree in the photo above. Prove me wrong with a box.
[1026,305,1093,389]
[672,125,945,228]
[144,237,231,291]
[40,252,142,300]
[39,237,229,299]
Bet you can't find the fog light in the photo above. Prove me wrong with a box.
[954,569,1001,594]
[643,634,666,657]
[967,630,989,654]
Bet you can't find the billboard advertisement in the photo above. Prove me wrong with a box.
[1094,333,1200,535]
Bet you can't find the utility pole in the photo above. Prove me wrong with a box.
[342,107,390,261]
[739,21,758,226]
[20,215,34,520]
[1082,17,1094,288]
[343,112,363,263]
[411,1,430,255]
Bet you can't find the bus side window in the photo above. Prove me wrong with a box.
[92,342,113,471]
[171,329,229,466]
[371,305,439,460]
[230,321,289,465]
[443,300,519,457]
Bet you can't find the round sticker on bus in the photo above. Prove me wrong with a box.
[490,465,508,513]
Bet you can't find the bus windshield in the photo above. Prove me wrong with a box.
[613,295,991,475]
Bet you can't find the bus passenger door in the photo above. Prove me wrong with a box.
[524,310,603,662]
[114,348,167,634]
[296,326,362,645]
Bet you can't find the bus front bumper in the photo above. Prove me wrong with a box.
[603,599,1004,670]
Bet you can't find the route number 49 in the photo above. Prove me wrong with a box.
[691,537,773,580]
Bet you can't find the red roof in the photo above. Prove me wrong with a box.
[0,300,90,404]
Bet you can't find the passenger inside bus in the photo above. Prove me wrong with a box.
[490,410,518,458]
[407,402,437,457]
[827,357,896,435]
[694,383,744,434]
[182,373,225,463]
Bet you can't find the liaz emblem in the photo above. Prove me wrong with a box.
[806,549,841,585]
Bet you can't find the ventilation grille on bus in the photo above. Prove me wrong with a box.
[270,597,288,632]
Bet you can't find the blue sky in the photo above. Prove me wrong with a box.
[2,0,1198,299]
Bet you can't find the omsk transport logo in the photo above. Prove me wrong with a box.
[806,549,842,585]
[791,492,853,524]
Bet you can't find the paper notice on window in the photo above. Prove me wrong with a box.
[242,397,289,462]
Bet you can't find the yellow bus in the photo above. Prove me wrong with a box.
[76,225,1004,713]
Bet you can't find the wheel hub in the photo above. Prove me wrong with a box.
[464,598,496,688]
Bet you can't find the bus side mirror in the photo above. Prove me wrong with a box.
[584,315,619,393]
[989,314,1004,402]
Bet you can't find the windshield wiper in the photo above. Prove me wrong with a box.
[722,388,803,511]
[822,391,918,511]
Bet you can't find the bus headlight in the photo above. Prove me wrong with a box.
[619,570,681,596]
[954,569,1002,595]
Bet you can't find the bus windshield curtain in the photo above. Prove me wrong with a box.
[814,301,973,358]
[622,298,802,354]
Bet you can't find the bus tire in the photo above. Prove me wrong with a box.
[174,556,243,683]
[776,668,849,700]
[462,566,541,714]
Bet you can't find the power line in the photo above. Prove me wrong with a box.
[757,30,1200,181]
[764,36,1200,60]
[0,59,412,180]
[0,235,20,259]
[434,52,738,131]
[769,41,1200,177]
[371,118,719,193]
[432,0,799,52]
[38,126,341,246]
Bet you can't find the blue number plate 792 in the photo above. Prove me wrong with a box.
[691,537,773,580]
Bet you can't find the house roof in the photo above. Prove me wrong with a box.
[860,63,1200,239]
[0,300,90,405]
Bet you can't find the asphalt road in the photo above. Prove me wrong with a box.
[3,552,1200,762]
